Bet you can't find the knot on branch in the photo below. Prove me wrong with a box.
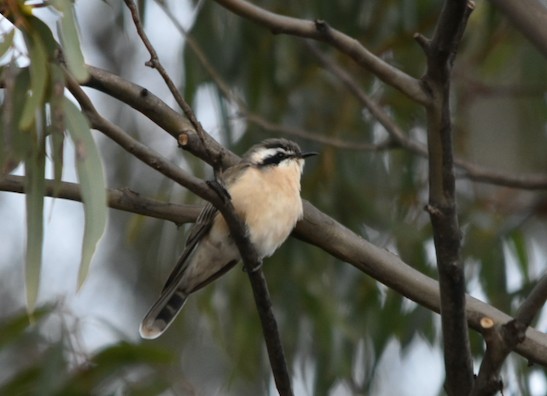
[424,203,444,218]
[502,319,527,346]
[314,19,331,37]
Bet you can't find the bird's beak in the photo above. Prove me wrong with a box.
[300,152,319,159]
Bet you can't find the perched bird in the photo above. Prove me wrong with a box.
[139,138,317,339]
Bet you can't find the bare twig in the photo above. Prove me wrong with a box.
[211,0,429,105]
[419,1,476,394]
[123,0,206,144]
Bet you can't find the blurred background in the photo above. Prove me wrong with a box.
[0,0,546,395]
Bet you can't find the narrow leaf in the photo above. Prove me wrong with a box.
[24,119,46,313]
[20,32,49,131]
[48,63,66,195]
[56,1,89,81]
[63,98,107,288]
[0,29,15,58]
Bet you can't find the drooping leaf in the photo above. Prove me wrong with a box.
[63,98,107,288]
[54,0,89,81]
[59,342,172,395]
[19,30,48,132]
[0,28,15,58]
[48,62,66,195]
[0,305,53,349]
[24,116,46,313]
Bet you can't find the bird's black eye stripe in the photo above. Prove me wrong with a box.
[260,151,291,166]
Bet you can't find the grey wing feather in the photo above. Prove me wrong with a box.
[161,202,218,292]
[140,165,251,339]
[139,203,219,339]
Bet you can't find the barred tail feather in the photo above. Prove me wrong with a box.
[139,288,188,339]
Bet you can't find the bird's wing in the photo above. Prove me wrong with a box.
[161,202,218,292]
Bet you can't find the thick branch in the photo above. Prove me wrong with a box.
[421,1,475,394]
[211,0,428,105]
[3,175,546,368]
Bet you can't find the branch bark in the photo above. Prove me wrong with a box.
[471,274,547,396]
[211,0,428,105]
[488,0,547,59]
[2,174,547,368]
[0,175,200,225]
[420,1,475,394]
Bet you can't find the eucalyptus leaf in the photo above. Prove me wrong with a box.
[24,120,46,314]
[19,31,47,132]
[63,98,107,289]
[49,63,66,196]
[55,0,89,81]
[0,29,15,58]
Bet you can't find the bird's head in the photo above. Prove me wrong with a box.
[245,138,318,172]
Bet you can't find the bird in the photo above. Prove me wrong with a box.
[139,138,317,339]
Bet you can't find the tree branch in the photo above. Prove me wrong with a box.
[488,0,547,59]
[471,274,547,395]
[3,173,546,368]
[84,65,547,190]
[211,0,429,105]
[420,1,475,394]
[0,175,200,225]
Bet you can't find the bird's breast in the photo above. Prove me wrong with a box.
[227,166,303,258]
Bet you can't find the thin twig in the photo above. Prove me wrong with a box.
[123,0,206,144]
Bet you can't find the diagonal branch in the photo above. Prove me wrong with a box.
[211,0,428,105]
[2,173,547,368]
[84,65,547,190]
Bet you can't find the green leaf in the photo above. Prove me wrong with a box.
[54,0,89,81]
[0,305,53,349]
[59,342,172,395]
[63,98,107,288]
[0,29,15,58]
[24,118,46,313]
[19,30,48,131]
[508,231,529,283]
[48,63,66,195]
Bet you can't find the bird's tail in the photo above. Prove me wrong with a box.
[139,287,188,339]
